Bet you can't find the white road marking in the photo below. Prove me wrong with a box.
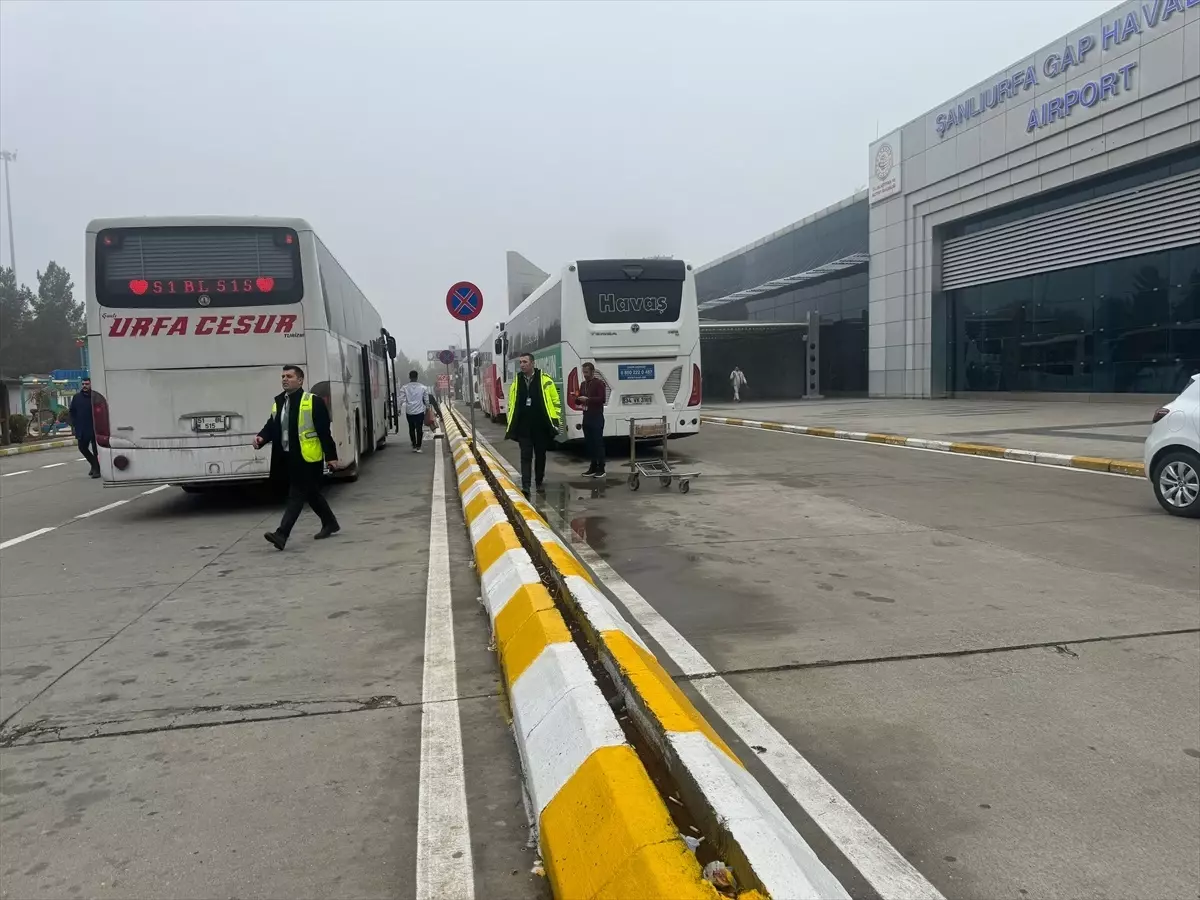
[0,527,57,551]
[1,470,30,477]
[415,445,474,900]
[475,430,944,900]
[708,421,1140,480]
[75,500,129,519]
[40,462,67,469]
[141,485,171,495]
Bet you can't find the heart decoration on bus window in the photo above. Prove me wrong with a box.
[129,279,149,295]
[255,276,275,293]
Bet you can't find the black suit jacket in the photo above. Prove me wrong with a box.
[257,390,338,467]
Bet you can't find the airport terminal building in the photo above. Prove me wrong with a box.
[697,0,1199,398]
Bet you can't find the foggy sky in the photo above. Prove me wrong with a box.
[0,0,1115,359]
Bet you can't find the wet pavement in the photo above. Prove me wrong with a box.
[475,411,1200,900]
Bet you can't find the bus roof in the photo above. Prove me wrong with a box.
[86,215,315,233]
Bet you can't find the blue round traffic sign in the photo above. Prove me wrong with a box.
[446,281,484,322]
[438,349,456,366]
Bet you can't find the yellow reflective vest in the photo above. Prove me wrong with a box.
[271,391,324,463]
[506,371,561,431]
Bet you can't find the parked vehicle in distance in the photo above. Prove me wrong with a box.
[481,321,508,423]
[499,258,702,444]
[1144,373,1200,518]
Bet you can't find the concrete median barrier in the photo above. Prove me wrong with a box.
[457,412,849,900]
[703,415,1146,478]
[441,412,720,900]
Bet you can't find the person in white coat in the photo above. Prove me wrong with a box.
[399,370,432,452]
[730,366,748,402]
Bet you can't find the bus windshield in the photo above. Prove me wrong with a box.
[95,226,302,308]
[578,258,684,324]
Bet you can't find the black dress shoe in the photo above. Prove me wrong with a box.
[264,531,287,551]
[314,524,341,540]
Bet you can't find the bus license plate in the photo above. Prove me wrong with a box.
[193,416,228,432]
[622,394,654,406]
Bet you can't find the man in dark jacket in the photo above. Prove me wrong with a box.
[69,378,100,478]
[576,362,606,478]
[254,365,344,550]
[504,353,561,495]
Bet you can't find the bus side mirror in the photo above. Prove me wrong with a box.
[494,338,502,355]
[385,336,397,360]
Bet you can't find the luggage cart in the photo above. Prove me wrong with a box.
[627,416,701,494]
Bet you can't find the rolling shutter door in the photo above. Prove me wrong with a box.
[941,170,1200,291]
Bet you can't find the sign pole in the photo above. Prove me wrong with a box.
[445,280,485,444]
[464,321,477,445]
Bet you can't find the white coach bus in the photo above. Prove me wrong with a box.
[497,258,702,442]
[479,321,508,423]
[85,216,395,490]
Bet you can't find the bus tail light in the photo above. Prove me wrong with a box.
[93,391,112,448]
[687,364,702,406]
[566,368,580,411]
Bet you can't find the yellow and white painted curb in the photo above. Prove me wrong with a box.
[0,438,76,457]
[454,410,849,900]
[442,413,720,900]
[703,415,1147,478]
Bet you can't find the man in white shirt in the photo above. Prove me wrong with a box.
[399,370,431,452]
[730,366,748,402]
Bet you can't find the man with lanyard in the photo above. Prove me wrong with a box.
[254,365,345,550]
[505,352,561,496]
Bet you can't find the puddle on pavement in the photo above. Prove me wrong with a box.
[546,482,614,553]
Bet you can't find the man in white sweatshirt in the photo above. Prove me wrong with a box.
[399,370,432,452]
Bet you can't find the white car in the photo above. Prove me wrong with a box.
[1144,373,1200,518]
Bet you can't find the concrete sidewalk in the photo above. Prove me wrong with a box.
[707,398,1155,463]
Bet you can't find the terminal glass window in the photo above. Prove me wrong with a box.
[949,244,1200,394]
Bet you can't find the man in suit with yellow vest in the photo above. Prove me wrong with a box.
[254,364,344,550]
[505,352,561,496]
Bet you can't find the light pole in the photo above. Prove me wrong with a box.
[0,149,16,283]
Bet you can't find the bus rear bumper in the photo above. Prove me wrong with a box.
[560,412,702,442]
[99,445,272,487]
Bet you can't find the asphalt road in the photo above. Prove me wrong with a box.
[476,413,1200,900]
[0,445,154,544]
[0,437,549,900]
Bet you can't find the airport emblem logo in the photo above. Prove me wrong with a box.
[873,142,894,183]
[869,131,902,205]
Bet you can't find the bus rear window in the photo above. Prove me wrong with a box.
[95,226,302,308]
[578,259,684,324]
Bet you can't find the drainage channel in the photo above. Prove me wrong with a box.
[462,432,736,893]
